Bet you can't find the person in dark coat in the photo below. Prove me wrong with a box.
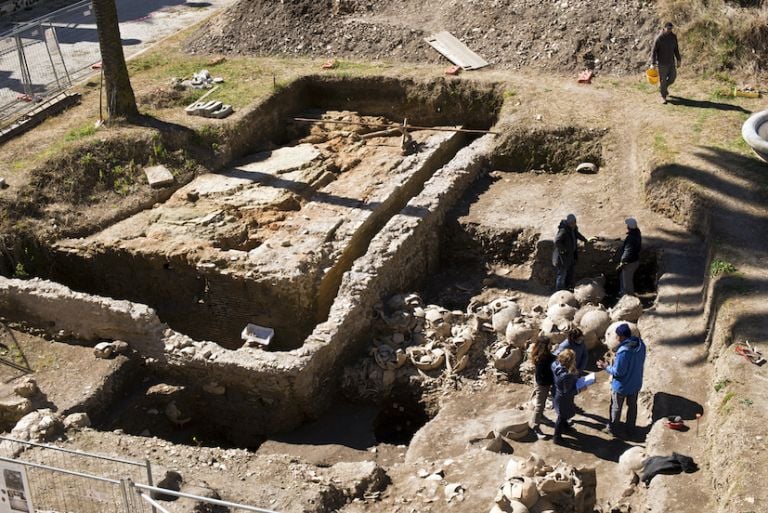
[529,336,555,438]
[554,327,588,374]
[551,349,579,442]
[651,22,682,104]
[617,218,642,296]
[598,323,647,437]
[552,214,592,291]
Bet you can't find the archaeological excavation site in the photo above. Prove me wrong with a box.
[0,1,767,513]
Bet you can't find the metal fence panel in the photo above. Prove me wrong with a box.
[0,438,280,513]
[0,437,148,513]
[0,0,99,126]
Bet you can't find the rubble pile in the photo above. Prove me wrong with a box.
[344,293,484,393]
[344,281,646,398]
[491,453,597,513]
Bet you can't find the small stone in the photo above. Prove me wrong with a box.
[94,342,114,359]
[202,382,226,395]
[0,178,7,189]
[14,377,39,398]
[576,162,598,174]
[111,340,129,354]
[63,413,91,430]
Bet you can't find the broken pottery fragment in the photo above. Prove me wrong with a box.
[578,309,611,350]
[609,295,643,323]
[507,476,539,508]
[573,277,606,305]
[547,290,579,308]
[492,303,522,333]
[546,303,577,323]
[506,324,538,349]
[494,346,524,372]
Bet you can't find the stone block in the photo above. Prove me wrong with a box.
[144,165,175,188]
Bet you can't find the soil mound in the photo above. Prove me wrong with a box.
[188,0,660,74]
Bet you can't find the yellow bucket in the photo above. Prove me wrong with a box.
[646,67,659,85]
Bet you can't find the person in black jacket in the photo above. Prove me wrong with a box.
[529,335,555,439]
[651,22,682,104]
[552,214,593,291]
[617,218,642,296]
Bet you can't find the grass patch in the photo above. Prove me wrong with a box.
[0,344,27,368]
[632,81,656,94]
[129,51,276,109]
[12,262,28,279]
[714,378,731,392]
[719,391,736,412]
[503,89,517,99]
[710,258,737,277]
[652,132,678,161]
[65,123,98,142]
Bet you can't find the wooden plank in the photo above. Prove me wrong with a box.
[424,31,489,70]
[0,92,81,144]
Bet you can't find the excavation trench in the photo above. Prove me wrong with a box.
[8,77,501,352]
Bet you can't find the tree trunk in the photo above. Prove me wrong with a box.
[92,0,138,119]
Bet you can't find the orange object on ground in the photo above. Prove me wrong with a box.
[445,65,462,76]
[321,59,337,69]
[577,70,593,84]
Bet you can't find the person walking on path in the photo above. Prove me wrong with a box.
[597,323,647,438]
[529,335,555,439]
[651,22,682,104]
[552,214,594,291]
[554,327,588,374]
[617,218,642,296]
[551,349,580,443]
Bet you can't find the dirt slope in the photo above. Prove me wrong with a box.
[188,0,660,73]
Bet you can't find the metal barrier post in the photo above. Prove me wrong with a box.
[42,23,62,89]
[145,459,156,513]
[120,478,133,513]
[13,34,33,99]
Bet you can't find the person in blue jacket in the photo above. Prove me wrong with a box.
[554,328,588,374]
[597,323,647,437]
[551,349,579,443]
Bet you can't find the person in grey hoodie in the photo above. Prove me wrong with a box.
[652,22,682,104]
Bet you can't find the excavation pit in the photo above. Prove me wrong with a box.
[48,114,466,351]
[20,76,503,352]
[0,76,504,437]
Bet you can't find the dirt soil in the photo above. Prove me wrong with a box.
[1,5,768,513]
[189,0,660,73]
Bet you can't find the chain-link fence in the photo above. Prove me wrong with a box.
[0,0,99,126]
[0,435,152,513]
[0,435,282,513]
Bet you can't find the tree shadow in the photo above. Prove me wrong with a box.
[667,96,751,114]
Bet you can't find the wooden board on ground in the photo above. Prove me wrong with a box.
[424,31,489,70]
